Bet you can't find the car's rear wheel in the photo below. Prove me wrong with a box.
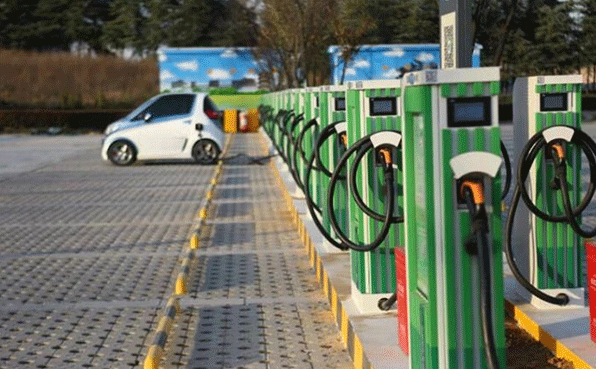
[192,139,220,164]
[107,140,136,166]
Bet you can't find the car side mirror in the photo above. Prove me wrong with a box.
[143,112,152,122]
[195,123,203,131]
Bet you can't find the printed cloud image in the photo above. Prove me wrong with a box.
[328,44,481,84]
[176,60,199,71]
[158,47,259,92]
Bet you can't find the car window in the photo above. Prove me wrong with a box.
[203,96,218,112]
[203,96,222,127]
[133,94,195,121]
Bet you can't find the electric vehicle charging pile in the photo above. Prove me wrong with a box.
[308,85,348,252]
[272,92,285,155]
[295,87,319,194]
[337,79,404,313]
[402,67,506,369]
[510,75,588,308]
[282,89,302,164]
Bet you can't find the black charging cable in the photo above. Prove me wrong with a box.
[349,142,403,223]
[286,114,305,186]
[462,181,502,369]
[505,126,596,305]
[500,140,512,200]
[292,118,318,191]
[277,110,295,162]
[271,110,289,154]
[303,121,349,250]
[327,131,402,252]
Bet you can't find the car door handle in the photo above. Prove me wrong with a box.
[183,120,192,124]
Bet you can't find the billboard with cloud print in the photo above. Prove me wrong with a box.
[328,44,481,84]
[157,45,481,91]
[158,47,260,92]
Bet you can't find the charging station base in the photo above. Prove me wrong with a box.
[346,281,395,316]
[529,288,586,310]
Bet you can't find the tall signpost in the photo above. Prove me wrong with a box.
[439,0,473,69]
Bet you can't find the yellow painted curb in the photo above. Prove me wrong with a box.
[143,345,163,369]
[143,297,180,369]
[175,273,187,295]
[199,207,208,219]
[156,315,173,333]
[190,233,199,250]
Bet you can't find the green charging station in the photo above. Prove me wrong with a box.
[512,75,586,307]
[285,89,301,161]
[345,79,403,312]
[318,85,348,252]
[402,67,506,368]
[299,87,319,194]
[274,91,285,153]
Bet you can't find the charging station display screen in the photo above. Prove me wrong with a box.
[540,93,567,112]
[335,97,346,111]
[370,97,397,116]
[447,97,491,127]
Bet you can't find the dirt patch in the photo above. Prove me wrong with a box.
[506,315,574,369]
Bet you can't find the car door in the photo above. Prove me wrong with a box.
[128,94,196,159]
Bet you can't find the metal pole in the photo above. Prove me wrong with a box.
[439,0,473,68]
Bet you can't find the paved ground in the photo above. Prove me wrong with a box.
[0,133,351,369]
[0,134,101,181]
[0,137,215,368]
[161,134,351,369]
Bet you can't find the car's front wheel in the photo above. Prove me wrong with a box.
[107,140,136,166]
[192,139,220,165]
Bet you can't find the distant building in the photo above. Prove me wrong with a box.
[171,80,188,89]
[232,78,258,91]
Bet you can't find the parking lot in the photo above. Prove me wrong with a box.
[1,123,596,368]
[0,135,215,368]
[0,133,352,369]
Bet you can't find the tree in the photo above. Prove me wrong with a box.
[0,1,40,49]
[165,0,214,47]
[473,0,524,67]
[211,0,259,47]
[531,2,580,74]
[580,0,596,89]
[361,0,415,44]
[256,0,339,88]
[76,0,113,54]
[101,0,165,56]
[36,0,86,49]
[101,0,138,52]
[332,0,375,84]
[412,0,439,43]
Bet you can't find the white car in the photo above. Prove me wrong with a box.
[101,93,225,165]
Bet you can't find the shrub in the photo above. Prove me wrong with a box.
[0,49,159,109]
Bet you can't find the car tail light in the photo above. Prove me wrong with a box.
[205,109,219,120]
